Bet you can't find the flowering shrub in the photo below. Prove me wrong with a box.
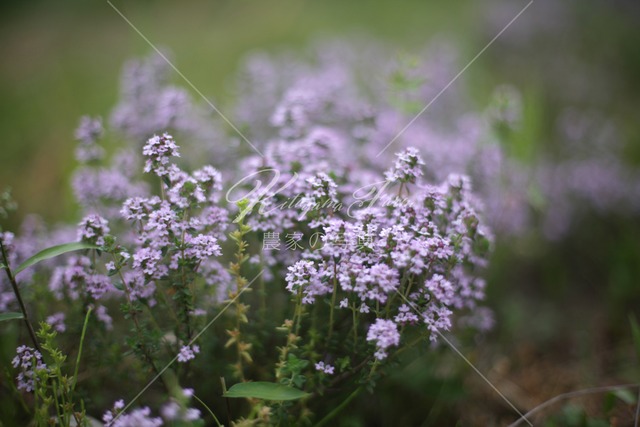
[2,38,637,426]
[1,121,492,424]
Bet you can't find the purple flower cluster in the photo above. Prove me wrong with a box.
[143,133,180,177]
[384,147,425,184]
[160,388,201,422]
[314,361,335,375]
[12,346,47,392]
[74,116,105,163]
[45,312,66,333]
[535,110,640,238]
[231,38,640,239]
[72,157,148,218]
[230,41,531,236]
[285,260,322,304]
[5,125,230,379]
[185,234,221,261]
[366,319,400,360]
[103,391,203,426]
[160,401,200,422]
[49,255,112,301]
[95,133,231,310]
[103,400,163,427]
[77,214,110,246]
[177,344,200,363]
[111,55,201,140]
[277,147,492,360]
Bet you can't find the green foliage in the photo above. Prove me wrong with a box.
[34,322,89,427]
[611,388,636,405]
[226,200,254,381]
[543,405,609,427]
[0,187,17,222]
[388,53,425,115]
[224,382,310,401]
[0,311,24,322]
[15,242,99,275]
[278,353,309,389]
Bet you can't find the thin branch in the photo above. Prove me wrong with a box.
[507,383,640,427]
[0,240,41,353]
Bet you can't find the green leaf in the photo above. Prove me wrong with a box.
[223,382,309,401]
[0,263,6,270]
[0,312,24,322]
[612,388,636,405]
[16,242,99,275]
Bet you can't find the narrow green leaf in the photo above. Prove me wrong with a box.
[0,263,6,270]
[223,382,309,401]
[0,312,24,322]
[16,242,99,275]
[72,307,92,392]
[613,388,636,405]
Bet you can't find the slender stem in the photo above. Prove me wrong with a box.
[0,240,41,353]
[404,274,414,300]
[160,178,166,201]
[33,381,38,420]
[192,393,223,427]
[228,218,251,382]
[220,377,232,426]
[313,387,362,427]
[62,385,83,426]
[351,302,357,354]
[52,381,65,426]
[294,289,303,336]
[155,285,180,324]
[327,259,338,342]
[507,384,640,427]
[179,211,192,340]
[367,360,380,382]
[111,253,162,378]
[391,331,430,359]
[72,307,93,392]
[258,250,266,320]
[311,357,372,399]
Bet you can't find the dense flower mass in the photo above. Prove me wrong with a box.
[269,145,492,362]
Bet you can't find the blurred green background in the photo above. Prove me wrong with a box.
[2,0,640,425]
[0,0,482,224]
